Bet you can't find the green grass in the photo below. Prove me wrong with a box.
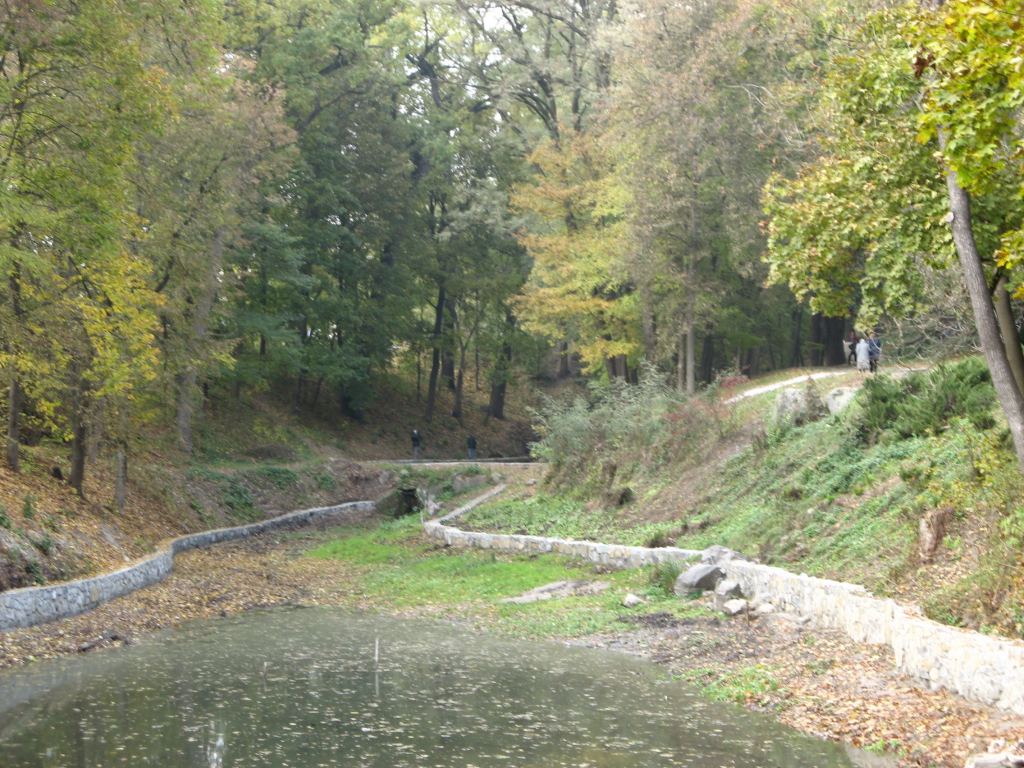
[679,664,781,705]
[306,517,712,639]
[462,493,683,548]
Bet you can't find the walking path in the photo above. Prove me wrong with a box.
[723,370,849,403]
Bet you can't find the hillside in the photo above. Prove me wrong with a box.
[0,369,539,593]
[460,359,1024,639]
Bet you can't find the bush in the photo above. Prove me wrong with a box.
[855,358,996,444]
[531,365,735,491]
[650,560,682,594]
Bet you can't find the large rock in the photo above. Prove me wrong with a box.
[825,387,858,415]
[714,579,742,598]
[722,598,748,616]
[774,385,827,427]
[674,564,725,595]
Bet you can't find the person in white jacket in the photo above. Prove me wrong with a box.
[855,336,871,372]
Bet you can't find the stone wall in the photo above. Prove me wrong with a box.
[722,558,1024,715]
[426,488,1024,716]
[424,491,703,570]
[0,501,374,631]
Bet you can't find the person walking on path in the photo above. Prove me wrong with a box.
[467,434,477,461]
[868,332,882,374]
[411,429,422,460]
[855,336,871,373]
[847,330,858,366]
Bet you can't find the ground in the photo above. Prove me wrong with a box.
[2,502,1020,768]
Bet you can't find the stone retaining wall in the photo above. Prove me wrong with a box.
[0,500,374,631]
[722,558,1024,715]
[424,491,703,570]
[426,487,1024,715]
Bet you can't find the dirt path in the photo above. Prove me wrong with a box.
[723,370,851,403]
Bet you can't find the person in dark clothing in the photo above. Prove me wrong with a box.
[847,330,858,366]
[467,435,477,461]
[411,429,422,460]
[868,332,882,373]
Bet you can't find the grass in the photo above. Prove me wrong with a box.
[679,664,781,705]
[306,516,713,639]
[462,493,683,548]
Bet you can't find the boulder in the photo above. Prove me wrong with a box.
[674,564,725,595]
[754,602,776,616]
[722,598,748,616]
[774,385,827,427]
[714,579,743,599]
[621,593,644,608]
[825,387,858,415]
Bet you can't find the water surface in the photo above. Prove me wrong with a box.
[0,608,873,767]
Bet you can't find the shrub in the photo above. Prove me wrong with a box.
[855,358,996,444]
[0,505,9,529]
[22,494,35,520]
[649,560,682,594]
[531,364,736,491]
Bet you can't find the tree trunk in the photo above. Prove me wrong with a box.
[557,341,571,378]
[686,320,696,395]
[790,305,805,367]
[6,263,24,472]
[676,333,685,391]
[641,301,657,362]
[452,350,466,420]
[823,316,847,366]
[69,416,86,498]
[114,443,127,514]
[809,313,825,366]
[488,314,514,420]
[6,378,21,472]
[994,277,1024,395]
[941,134,1024,466]
[425,284,446,422]
[442,299,457,390]
[701,333,715,383]
[442,351,456,391]
[175,370,197,455]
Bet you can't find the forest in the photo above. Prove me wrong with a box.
[3,0,1024,492]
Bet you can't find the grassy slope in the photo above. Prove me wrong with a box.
[461,362,1024,638]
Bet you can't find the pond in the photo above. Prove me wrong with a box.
[0,608,882,767]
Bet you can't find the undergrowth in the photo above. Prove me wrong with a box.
[531,366,737,496]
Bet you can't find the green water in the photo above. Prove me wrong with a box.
[0,608,877,767]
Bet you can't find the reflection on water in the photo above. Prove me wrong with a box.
[0,608,869,767]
